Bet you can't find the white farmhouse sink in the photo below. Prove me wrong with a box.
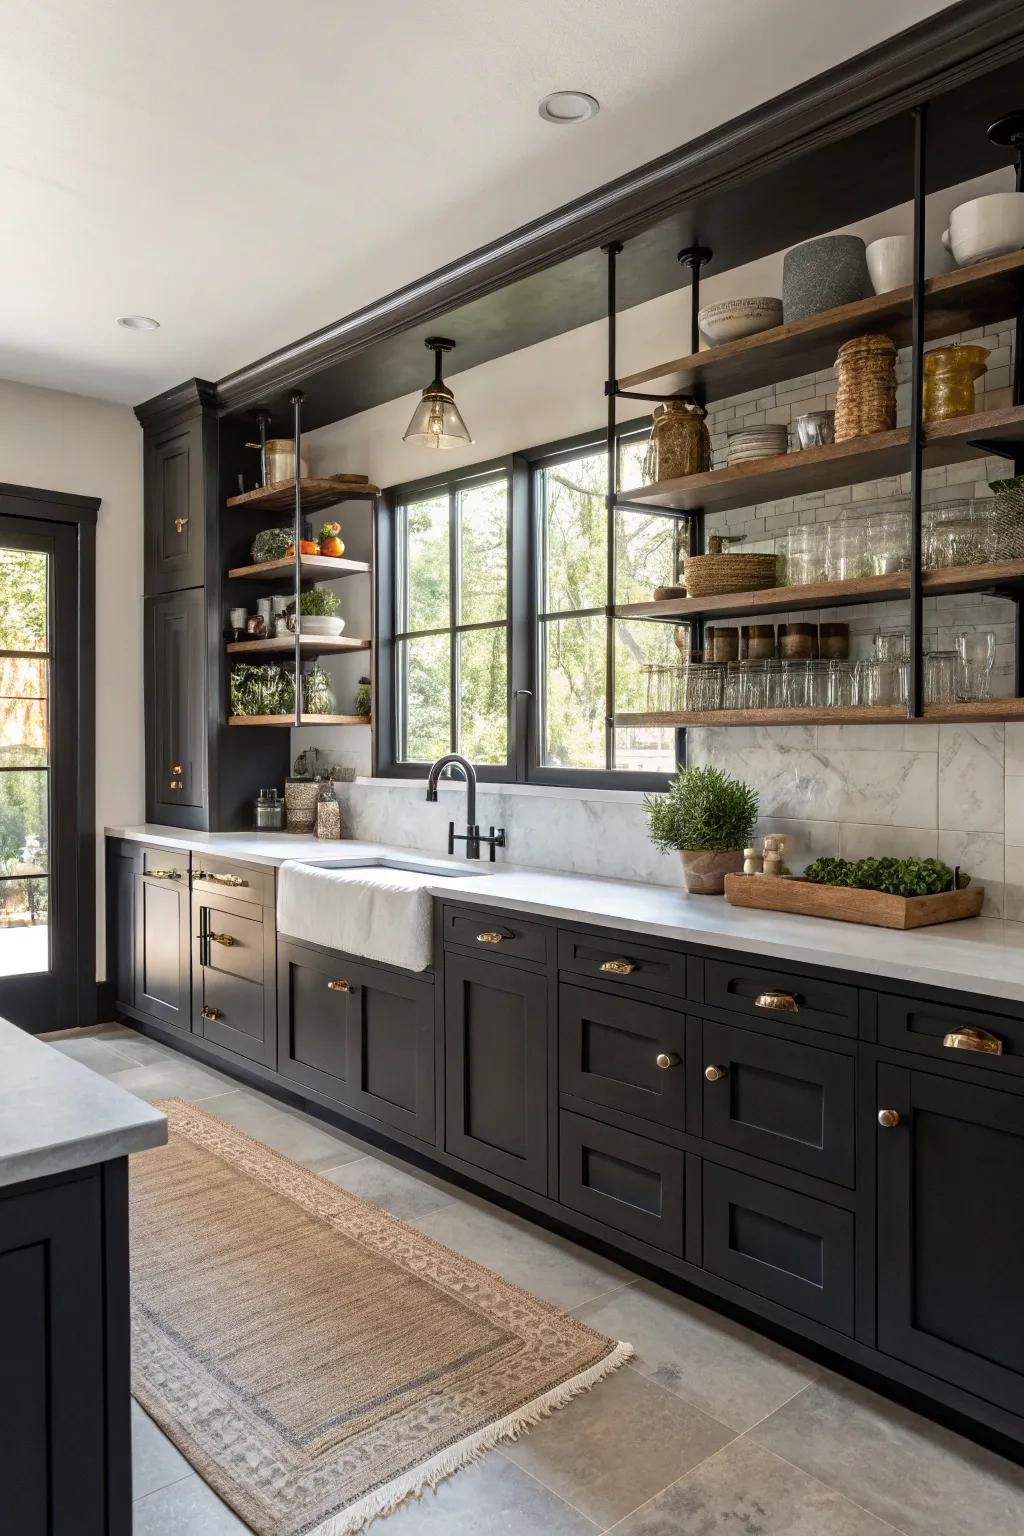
[277,857,485,970]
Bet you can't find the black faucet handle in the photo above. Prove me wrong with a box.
[447,820,455,855]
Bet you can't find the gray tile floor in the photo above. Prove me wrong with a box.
[47,1023,1024,1536]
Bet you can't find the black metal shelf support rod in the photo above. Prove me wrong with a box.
[291,390,305,727]
[604,241,623,767]
[908,106,927,719]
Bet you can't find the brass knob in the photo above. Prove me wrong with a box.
[171,764,183,776]
[600,959,637,976]
[656,1052,680,1069]
[476,931,505,944]
[169,779,182,791]
[201,1005,222,1022]
[878,1108,901,1129]
[754,990,799,1013]
[327,979,352,992]
[704,1064,727,1082]
[147,868,180,880]
[209,931,235,947]
[173,516,189,534]
[942,1026,1003,1056]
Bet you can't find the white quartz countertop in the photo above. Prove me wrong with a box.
[106,826,1024,1005]
[0,1019,167,1188]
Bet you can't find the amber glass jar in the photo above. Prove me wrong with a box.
[779,622,819,659]
[744,624,776,660]
[923,344,989,424]
[642,398,711,482]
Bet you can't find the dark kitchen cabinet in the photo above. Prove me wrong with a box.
[193,885,276,1067]
[560,1110,686,1253]
[445,952,549,1194]
[144,588,207,825]
[144,418,206,594]
[559,983,687,1128]
[134,859,191,1034]
[877,1064,1024,1419]
[108,839,139,1014]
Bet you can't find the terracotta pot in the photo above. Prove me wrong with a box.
[678,848,745,895]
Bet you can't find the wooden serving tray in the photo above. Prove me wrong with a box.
[723,873,984,930]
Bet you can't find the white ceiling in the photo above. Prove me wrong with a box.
[2,0,953,406]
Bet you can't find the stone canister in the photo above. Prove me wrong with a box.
[284,778,319,833]
[642,398,711,482]
[316,780,342,840]
[783,234,872,323]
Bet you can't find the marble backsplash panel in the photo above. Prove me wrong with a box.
[337,721,1024,921]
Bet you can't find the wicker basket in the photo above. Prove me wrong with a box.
[681,551,778,596]
[835,333,897,442]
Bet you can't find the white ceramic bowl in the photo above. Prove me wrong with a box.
[866,235,913,294]
[299,615,346,637]
[698,296,783,346]
[942,192,1024,267]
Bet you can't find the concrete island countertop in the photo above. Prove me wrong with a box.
[0,1018,167,1188]
[107,825,1024,1006]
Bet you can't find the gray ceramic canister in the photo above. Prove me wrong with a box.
[782,234,872,323]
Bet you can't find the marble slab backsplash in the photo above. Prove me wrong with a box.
[336,719,1024,921]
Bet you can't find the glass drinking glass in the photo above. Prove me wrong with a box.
[925,650,959,705]
[723,663,743,710]
[857,659,883,707]
[867,506,911,575]
[923,502,999,568]
[779,525,826,586]
[955,629,996,702]
[875,629,909,662]
[825,514,870,581]
[827,660,857,709]
[740,660,768,709]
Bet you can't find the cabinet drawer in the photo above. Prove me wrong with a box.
[559,984,686,1128]
[702,1162,854,1334]
[443,904,549,965]
[195,900,266,985]
[197,969,270,1067]
[191,855,274,907]
[704,958,857,1038]
[560,1111,684,1254]
[140,845,190,880]
[878,993,1024,1082]
[558,930,685,1001]
[700,1019,855,1186]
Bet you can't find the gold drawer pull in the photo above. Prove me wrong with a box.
[601,959,637,976]
[201,1005,223,1022]
[656,1052,680,1070]
[147,868,180,880]
[173,516,189,534]
[195,871,249,888]
[171,763,183,775]
[704,1064,727,1082]
[476,931,506,944]
[209,931,235,947]
[878,1108,901,1128]
[754,990,799,1013]
[327,979,352,993]
[169,779,182,791]
[942,1026,1003,1056]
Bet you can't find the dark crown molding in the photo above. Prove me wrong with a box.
[134,377,219,429]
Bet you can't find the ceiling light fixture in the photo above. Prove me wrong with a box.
[538,91,599,125]
[116,315,161,330]
[402,338,472,449]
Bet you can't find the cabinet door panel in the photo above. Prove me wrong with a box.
[194,893,275,1067]
[145,589,206,820]
[701,1019,855,1186]
[877,1065,1024,1417]
[133,871,190,1032]
[559,983,686,1127]
[346,959,435,1143]
[445,953,549,1193]
[146,422,204,593]
[559,1110,684,1253]
[277,939,352,1100]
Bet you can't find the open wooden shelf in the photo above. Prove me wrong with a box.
[227,555,371,581]
[617,557,1024,623]
[227,714,372,727]
[619,405,1024,515]
[226,635,370,656]
[616,698,1024,728]
[619,248,1024,404]
[226,476,379,514]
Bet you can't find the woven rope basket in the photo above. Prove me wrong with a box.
[681,551,779,596]
[835,333,897,442]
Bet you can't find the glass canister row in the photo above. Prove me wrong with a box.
[774,498,1015,586]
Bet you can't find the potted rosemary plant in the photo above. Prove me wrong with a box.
[644,765,759,894]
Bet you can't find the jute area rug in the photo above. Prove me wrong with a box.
[130,1099,632,1536]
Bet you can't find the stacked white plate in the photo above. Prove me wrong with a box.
[726,423,789,465]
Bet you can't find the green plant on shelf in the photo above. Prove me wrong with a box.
[296,588,341,617]
[803,855,968,897]
[643,765,758,853]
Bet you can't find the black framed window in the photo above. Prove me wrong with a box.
[376,423,684,788]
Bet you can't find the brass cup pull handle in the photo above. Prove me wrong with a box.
[476,931,506,945]
[209,931,235,947]
[942,1026,1003,1056]
[754,990,799,1014]
[704,1064,727,1082]
[878,1108,901,1128]
[656,1052,680,1070]
[327,979,352,993]
[195,871,249,888]
[601,960,637,976]
[201,1005,223,1022]
[147,868,180,880]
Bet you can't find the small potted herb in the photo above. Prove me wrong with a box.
[644,765,759,894]
[295,587,345,637]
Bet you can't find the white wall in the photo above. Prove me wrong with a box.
[0,380,143,976]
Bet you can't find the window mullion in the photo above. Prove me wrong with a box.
[449,486,459,755]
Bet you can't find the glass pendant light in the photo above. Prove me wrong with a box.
[403,337,472,449]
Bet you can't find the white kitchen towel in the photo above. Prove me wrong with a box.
[277,861,435,971]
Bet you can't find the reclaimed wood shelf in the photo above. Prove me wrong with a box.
[226,636,370,656]
[226,476,379,514]
[619,248,1024,404]
[616,698,1024,728]
[617,557,1024,623]
[619,405,1024,515]
[227,555,371,581]
[227,714,372,727]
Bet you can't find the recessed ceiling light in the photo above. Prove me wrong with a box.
[116,315,161,330]
[538,91,599,125]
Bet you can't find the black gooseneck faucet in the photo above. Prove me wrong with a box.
[425,753,505,861]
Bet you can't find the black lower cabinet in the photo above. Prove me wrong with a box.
[877,1064,1024,1418]
[0,1162,130,1536]
[560,1110,685,1253]
[445,952,549,1193]
[702,1162,855,1334]
[559,983,686,1127]
[135,866,191,1032]
[193,889,276,1067]
[277,939,435,1142]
